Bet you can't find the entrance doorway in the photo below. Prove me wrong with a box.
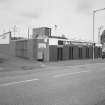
[57,47,63,61]
[69,47,73,59]
[79,47,82,59]
[37,52,44,61]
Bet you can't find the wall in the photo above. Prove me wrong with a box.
[10,41,16,56]
[69,46,73,60]
[27,39,35,60]
[63,45,69,60]
[89,46,93,58]
[33,39,38,60]
[6,39,102,62]
[0,44,10,55]
[32,27,51,38]
[37,39,46,61]
[15,40,28,58]
[73,46,79,59]
[82,46,86,59]
[44,42,49,62]
[49,45,57,61]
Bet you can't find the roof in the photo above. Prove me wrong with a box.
[49,36,67,39]
[33,27,51,29]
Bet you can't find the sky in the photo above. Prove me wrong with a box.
[0,0,105,42]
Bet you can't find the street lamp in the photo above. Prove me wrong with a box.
[93,8,105,60]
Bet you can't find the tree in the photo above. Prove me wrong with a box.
[101,30,105,44]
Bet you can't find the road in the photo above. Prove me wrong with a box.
[0,62,105,105]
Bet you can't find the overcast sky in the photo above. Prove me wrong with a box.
[0,0,105,42]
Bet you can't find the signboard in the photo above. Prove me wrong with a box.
[44,38,49,43]
[63,41,71,45]
[37,52,43,59]
[0,32,10,44]
[49,38,58,45]
[38,43,46,48]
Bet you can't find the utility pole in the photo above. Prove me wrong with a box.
[93,11,95,61]
[92,8,105,60]
[28,27,30,40]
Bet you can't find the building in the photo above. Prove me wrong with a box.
[0,27,102,62]
[32,27,51,38]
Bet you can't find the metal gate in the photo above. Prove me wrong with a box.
[57,47,63,61]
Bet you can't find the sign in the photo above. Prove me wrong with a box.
[49,38,58,45]
[38,43,46,48]
[37,52,43,59]
[44,38,49,43]
[0,32,10,44]
[63,41,71,45]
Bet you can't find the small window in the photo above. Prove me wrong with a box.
[58,40,63,45]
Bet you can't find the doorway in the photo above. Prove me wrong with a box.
[69,47,73,59]
[57,47,63,61]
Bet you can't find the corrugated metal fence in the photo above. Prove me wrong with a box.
[15,40,28,58]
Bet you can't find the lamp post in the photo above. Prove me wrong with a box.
[93,8,105,60]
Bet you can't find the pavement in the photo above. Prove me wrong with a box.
[0,51,105,72]
[0,60,105,105]
[0,53,45,72]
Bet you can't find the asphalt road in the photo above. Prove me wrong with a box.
[0,62,105,105]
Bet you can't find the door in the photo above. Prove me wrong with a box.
[69,47,73,59]
[37,51,44,61]
[57,47,63,61]
[79,47,82,59]
[86,47,89,58]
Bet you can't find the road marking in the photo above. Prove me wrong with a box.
[53,70,90,78]
[0,78,39,87]
[47,62,105,69]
